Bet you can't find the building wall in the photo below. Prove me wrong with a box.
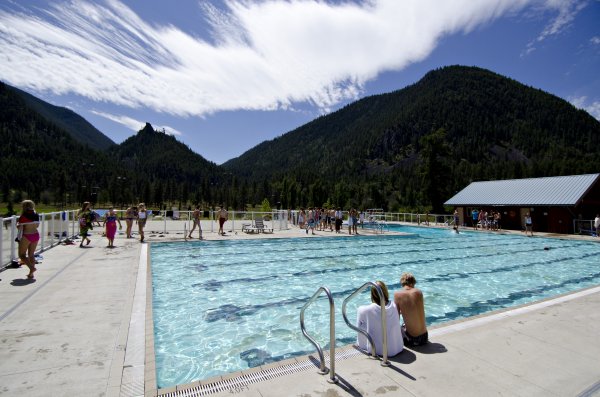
[455,206,576,233]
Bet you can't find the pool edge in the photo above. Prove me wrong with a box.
[142,239,600,396]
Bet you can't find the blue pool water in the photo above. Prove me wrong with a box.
[151,226,600,388]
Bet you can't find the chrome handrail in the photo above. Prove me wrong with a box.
[299,286,338,384]
[342,281,390,366]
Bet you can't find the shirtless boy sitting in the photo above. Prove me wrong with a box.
[394,272,428,346]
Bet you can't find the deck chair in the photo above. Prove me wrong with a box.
[254,219,273,234]
[242,223,258,234]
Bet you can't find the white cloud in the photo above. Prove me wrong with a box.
[0,0,573,117]
[523,0,588,55]
[569,96,600,121]
[591,36,600,45]
[92,110,182,136]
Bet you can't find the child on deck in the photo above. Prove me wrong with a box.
[103,208,122,248]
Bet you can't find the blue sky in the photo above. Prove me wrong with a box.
[0,0,598,164]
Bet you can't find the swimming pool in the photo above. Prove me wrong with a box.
[150,226,600,388]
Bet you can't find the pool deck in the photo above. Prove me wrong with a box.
[0,222,599,396]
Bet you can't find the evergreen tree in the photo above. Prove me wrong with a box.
[419,128,451,213]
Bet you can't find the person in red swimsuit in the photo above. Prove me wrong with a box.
[17,200,40,279]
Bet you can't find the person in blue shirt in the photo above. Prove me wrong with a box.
[471,209,479,230]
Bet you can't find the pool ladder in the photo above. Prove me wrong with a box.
[299,282,390,383]
[299,287,338,383]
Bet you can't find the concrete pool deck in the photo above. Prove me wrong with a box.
[0,222,598,396]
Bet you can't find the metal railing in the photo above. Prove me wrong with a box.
[363,221,389,234]
[1,210,79,268]
[299,286,338,384]
[573,220,597,236]
[121,209,289,235]
[341,281,390,366]
[370,212,454,226]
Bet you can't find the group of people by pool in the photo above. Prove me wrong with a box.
[13,200,152,279]
[296,207,368,235]
[356,272,429,357]
[76,201,149,247]
[470,208,502,231]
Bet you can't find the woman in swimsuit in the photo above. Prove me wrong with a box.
[124,206,137,238]
[297,208,306,230]
[188,206,202,239]
[77,201,93,247]
[103,207,122,248]
[137,203,147,242]
[17,200,40,279]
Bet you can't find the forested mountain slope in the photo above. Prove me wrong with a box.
[3,65,599,213]
[115,123,221,206]
[223,66,600,212]
[0,81,114,205]
[6,83,115,150]
[1,82,221,208]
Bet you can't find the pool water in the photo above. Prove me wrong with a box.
[151,226,600,388]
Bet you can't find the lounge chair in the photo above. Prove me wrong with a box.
[254,219,273,234]
[241,223,254,233]
[243,219,274,234]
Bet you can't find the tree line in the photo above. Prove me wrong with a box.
[3,66,600,215]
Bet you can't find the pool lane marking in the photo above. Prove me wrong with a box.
[430,285,600,337]
[0,250,87,323]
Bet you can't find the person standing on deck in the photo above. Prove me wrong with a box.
[306,207,316,235]
[77,201,94,247]
[347,208,354,235]
[137,203,148,242]
[298,208,306,230]
[335,207,343,233]
[103,207,122,248]
[594,214,600,237]
[217,206,228,236]
[188,206,202,239]
[471,208,479,230]
[17,200,40,279]
[124,206,137,238]
[524,212,533,236]
[453,209,460,231]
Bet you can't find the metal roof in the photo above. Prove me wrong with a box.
[444,173,600,206]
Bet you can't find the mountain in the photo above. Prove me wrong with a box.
[5,83,115,150]
[117,123,218,181]
[1,82,221,210]
[223,65,600,212]
[3,65,600,213]
[0,81,115,205]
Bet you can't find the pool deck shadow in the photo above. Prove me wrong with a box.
[0,222,599,397]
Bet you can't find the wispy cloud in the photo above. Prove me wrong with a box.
[92,110,182,136]
[0,0,575,116]
[569,96,600,121]
[523,0,588,56]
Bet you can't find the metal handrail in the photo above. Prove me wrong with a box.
[299,286,338,384]
[342,281,390,366]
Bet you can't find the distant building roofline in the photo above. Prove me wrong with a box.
[445,173,600,207]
